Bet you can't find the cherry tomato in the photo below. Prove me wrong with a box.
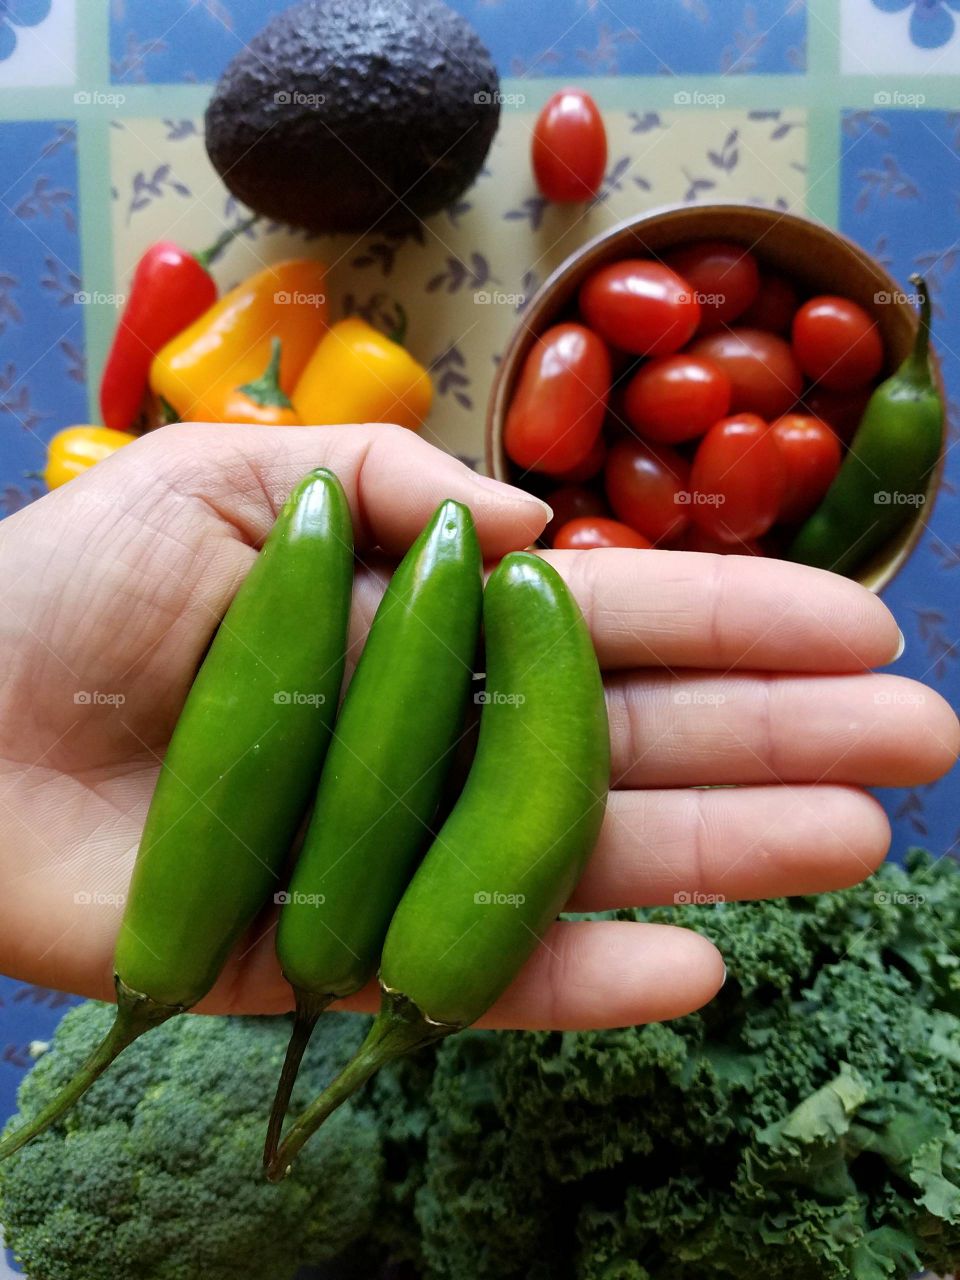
[504,323,611,474]
[791,295,883,391]
[770,413,842,523]
[553,516,651,550]
[604,438,691,545]
[689,413,786,543]
[684,525,764,556]
[688,328,803,421]
[579,260,700,356]
[531,88,607,202]
[551,431,606,483]
[803,384,872,442]
[623,354,731,444]
[738,272,798,334]
[663,239,760,332]
[544,484,607,544]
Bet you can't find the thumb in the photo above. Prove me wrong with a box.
[138,421,551,557]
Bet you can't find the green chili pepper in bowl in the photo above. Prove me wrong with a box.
[263,499,483,1168]
[267,550,610,1181]
[789,275,943,577]
[0,468,354,1161]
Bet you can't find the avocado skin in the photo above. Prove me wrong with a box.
[204,0,501,234]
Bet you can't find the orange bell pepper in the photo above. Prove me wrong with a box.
[44,425,136,489]
[149,259,327,421]
[291,315,432,432]
[216,338,301,426]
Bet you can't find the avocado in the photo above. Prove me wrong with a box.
[204,0,501,234]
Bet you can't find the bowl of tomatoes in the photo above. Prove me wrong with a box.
[486,202,944,590]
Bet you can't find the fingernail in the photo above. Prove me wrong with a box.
[472,472,552,521]
[892,627,906,662]
[720,964,727,989]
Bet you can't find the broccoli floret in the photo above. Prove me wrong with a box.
[0,1003,382,1280]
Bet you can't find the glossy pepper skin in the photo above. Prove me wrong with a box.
[150,260,327,422]
[43,425,136,489]
[99,243,216,432]
[263,499,482,1167]
[788,276,943,577]
[268,551,609,1180]
[217,337,301,426]
[0,470,354,1162]
[292,316,432,432]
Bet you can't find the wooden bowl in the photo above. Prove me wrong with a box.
[486,202,945,592]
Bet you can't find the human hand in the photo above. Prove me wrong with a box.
[0,423,955,1029]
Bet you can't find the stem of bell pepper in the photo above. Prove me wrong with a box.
[236,338,294,408]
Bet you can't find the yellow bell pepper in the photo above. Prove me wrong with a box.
[149,259,327,421]
[291,316,432,432]
[44,426,136,489]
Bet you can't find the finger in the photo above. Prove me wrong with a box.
[570,784,890,911]
[329,921,724,1030]
[137,422,551,557]
[540,548,901,672]
[607,671,960,787]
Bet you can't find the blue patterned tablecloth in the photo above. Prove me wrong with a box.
[0,3,958,1271]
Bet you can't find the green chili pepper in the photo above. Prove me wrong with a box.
[263,499,482,1167]
[0,468,353,1161]
[267,550,609,1181]
[788,275,943,577]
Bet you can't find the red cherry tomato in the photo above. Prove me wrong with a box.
[531,88,607,202]
[544,484,607,544]
[504,322,611,474]
[551,430,606,483]
[738,272,798,334]
[689,413,786,543]
[687,328,803,421]
[604,438,691,545]
[803,385,872,442]
[791,296,883,391]
[579,260,701,356]
[553,516,651,550]
[663,239,760,333]
[684,525,764,556]
[770,413,843,523]
[623,354,731,444]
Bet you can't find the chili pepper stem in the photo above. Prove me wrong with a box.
[0,978,181,1161]
[903,274,932,384]
[193,212,260,271]
[237,337,293,409]
[265,986,456,1183]
[262,989,334,1171]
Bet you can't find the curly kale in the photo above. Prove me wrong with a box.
[412,853,960,1280]
[0,1003,381,1280]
